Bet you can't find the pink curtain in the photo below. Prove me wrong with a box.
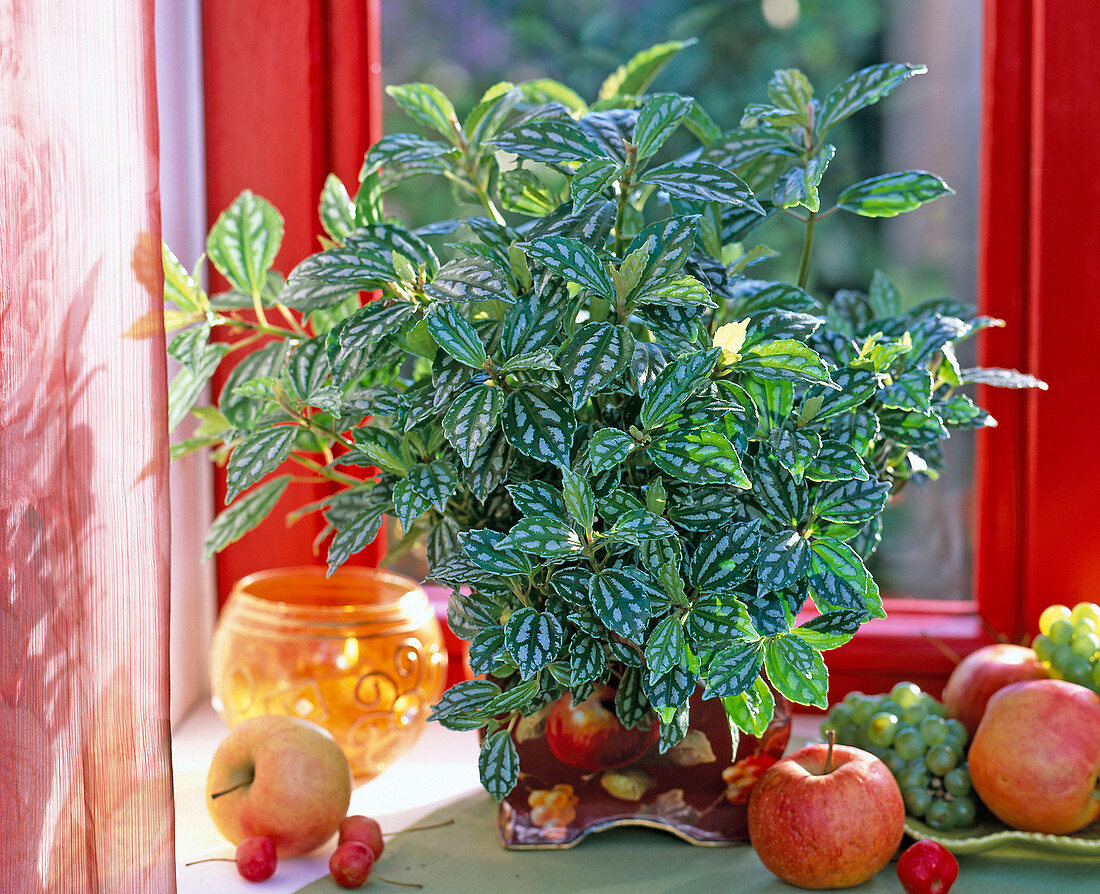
[1,2,176,891]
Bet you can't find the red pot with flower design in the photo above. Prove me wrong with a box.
[496,685,791,848]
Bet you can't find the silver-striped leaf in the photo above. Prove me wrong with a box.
[687,520,761,591]
[587,429,636,475]
[702,640,763,698]
[478,730,520,802]
[633,93,694,160]
[206,190,283,296]
[772,428,822,484]
[498,516,583,560]
[225,426,297,503]
[756,530,810,593]
[644,615,687,678]
[519,236,615,301]
[502,387,576,468]
[489,119,603,165]
[557,321,633,409]
[639,348,721,430]
[406,461,459,513]
[640,160,764,212]
[392,479,431,531]
[424,256,513,304]
[648,429,750,488]
[505,607,564,678]
[735,340,835,387]
[560,468,596,530]
[588,567,659,642]
[763,635,829,708]
[804,440,869,482]
[818,62,926,135]
[809,537,883,618]
[443,382,504,467]
[426,303,487,368]
[837,170,953,219]
[460,528,532,578]
[506,480,565,519]
[203,475,291,560]
[812,477,890,525]
[571,157,623,212]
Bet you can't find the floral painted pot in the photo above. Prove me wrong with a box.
[496,687,791,848]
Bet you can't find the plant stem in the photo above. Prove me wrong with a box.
[210,776,252,800]
[289,453,362,487]
[824,728,836,775]
[383,818,456,838]
[796,210,816,290]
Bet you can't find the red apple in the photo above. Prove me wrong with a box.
[969,679,1100,834]
[941,644,1048,737]
[206,715,353,856]
[748,743,905,889]
[545,685,659,770]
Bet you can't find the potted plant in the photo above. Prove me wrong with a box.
[164,40,1041,845]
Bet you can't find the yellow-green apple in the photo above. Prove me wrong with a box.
[941,644,1048,737]
[748,742,905,889]
[206,715,353,856]
[969,679,1100,834]
[545,685,658,770]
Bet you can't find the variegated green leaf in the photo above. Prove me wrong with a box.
[571,157,623,212]
[520,236,615,300]
[359,132,454,179]
[813,477,890,524]
[606,509,677,545]
[631,275,713,308]
[722,675,775,737]
[569,632,607,686]
[392,479,431,531]
[425,256,513,304]
[688,521,761,591]
[558,321,633,409]
[406,460,459,512]
[497,348,558,374]
[505,607,564,678]
[772,428,822,484]
[328,301,417,381]
[479,730,520,802]
[168,342,229,431]
[426,303,487,368]
[702,640,764,698]
[326,501,387,574]
[623,215,701,296]
[507,480,565,519]
[587,429,636,475]
[763,635,829,708]
[633,93,693,160]
[838,171,953,218]
[736,340,835,387]
[598,38,697,101]
[819,62,926,136]
[502,388,576,467]
[804,440,869,482]
[639,348,721,430]
[443,382,504,466]
[206,191,283,296]
[490,119,603,165]
[685,594,757,645]
[649,430,749,488]
[464,431,511,502]
[203,475,291,560]
[792,609,864,651]
[498,515,583,559]
[589,567,659,642]
[640,160,764,212]
[757,530,810,593]
[809,538,884,618]
[461,528,533,578]
[225,426,297,502]
[319,174,356,242]
[485,676,541,715]
[614,668,652,728]
[772,144,835,214]
[767,68,813,113]
[644,615,687,677]
[644,663,694,712]
[560,468,596,530]
[386,82,460,144]
[467,626,510,676]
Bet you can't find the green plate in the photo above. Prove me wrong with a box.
[905,816,1100,857]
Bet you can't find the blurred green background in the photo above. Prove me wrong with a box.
[380,0,983,601]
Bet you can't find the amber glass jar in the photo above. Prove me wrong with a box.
[210,566,448,781]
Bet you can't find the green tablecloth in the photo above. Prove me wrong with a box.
[294,791,1100,893]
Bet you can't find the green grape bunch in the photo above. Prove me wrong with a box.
[1032,602,1100,693]
[822,682,976,831]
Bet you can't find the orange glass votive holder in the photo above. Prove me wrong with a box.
[210,566,448,781]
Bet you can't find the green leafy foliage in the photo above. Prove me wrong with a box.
[167,45,1042,804]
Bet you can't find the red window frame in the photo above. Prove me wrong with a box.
[198,0,1100,697]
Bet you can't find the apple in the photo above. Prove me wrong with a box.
[748,742,905,889]
[544,685,659,770]
[941,644,1048,737]
[968,679,1100,834]
[206,714,353,856]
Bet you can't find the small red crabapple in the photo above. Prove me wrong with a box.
[330,841,375,889]
[235,836,277,882]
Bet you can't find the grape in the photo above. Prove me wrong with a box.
[894,727,925,761]
[838,723,861,746]
[951,796,976,827]
[1033,633,1054,661]
[884,749,908,776]
[1092,662,1100,689]
[921,698,946,718]
[944,719,968,753]
[890,681,922,710]
[851,698,877,725]
[1071,631,1099,658]
[901,702,930,725]
[925,799,954,831]
[1039,603,1071,635]
[1071,602,1100,625]
[842,691,866,706]
[944,766,971,797]
[926,743,958,776]
[918,715,948,746]
[867,712,900,747]
[904,787,932,816]
[1073,617,1097,636]
[1049,617,1075,644]
[829,702,854,728]
[1062,655,1092,687]
[897,762,930,792]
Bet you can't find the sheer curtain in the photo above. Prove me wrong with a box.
[1,1,176,890]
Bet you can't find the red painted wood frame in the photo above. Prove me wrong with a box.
[824,0,1100,702]
[201,0,383,606]
[198,2,1100,695]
